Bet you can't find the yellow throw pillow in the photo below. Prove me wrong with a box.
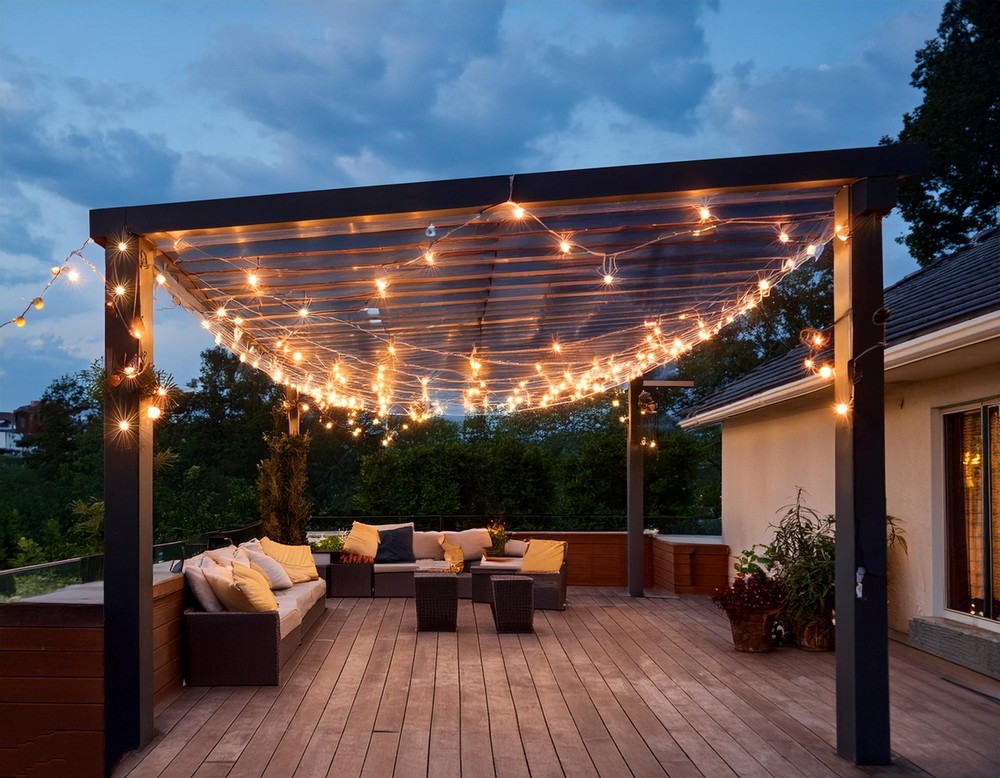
[439,537,464,573]
[343,521,380,559]
[233,564,279,612]
[520,539,567,573]
[260,537,320,583]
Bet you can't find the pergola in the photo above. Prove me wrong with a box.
[91,144,926,770]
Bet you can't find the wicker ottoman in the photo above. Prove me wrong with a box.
[490,575,534,633]
[414,573,458,631]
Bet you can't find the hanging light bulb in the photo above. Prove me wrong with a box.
[14,315,26,328]
[147,405,162,420]
[31,297,44,310]
[155,273,166,285]
[129,316,145,338]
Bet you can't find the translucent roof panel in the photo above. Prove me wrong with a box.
[91,146,926,418]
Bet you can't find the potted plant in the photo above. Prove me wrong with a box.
[712,547,787,652]
[766,488,835,651]
[310,533,345,565]
[487,520,509,557]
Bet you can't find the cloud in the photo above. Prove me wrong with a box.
[190,0,718,180]
[0,58,181,209]
[702,8,931,156]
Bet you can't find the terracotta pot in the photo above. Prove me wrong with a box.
[725,606,783,652]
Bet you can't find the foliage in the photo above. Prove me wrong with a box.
[258,432,313,544]
[671,246,832,413]
[766,488,836,629]
[310,534,344,552]
[882,0,1000,266]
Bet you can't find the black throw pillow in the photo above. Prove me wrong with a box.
[375,526,415,563]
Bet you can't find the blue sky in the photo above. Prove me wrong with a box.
[0,0,945,411]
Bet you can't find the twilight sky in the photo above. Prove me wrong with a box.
[0,0,945,412]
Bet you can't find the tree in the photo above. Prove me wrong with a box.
[258,432,313,544]
[883,0,1000,266]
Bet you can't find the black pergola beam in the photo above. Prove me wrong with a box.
[90,145,926,241]
[833,178,896,764]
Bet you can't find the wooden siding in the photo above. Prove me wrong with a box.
[0,572,184,777]
[0,603,105,778]
[651,536,730,595]
[152,574,185,712]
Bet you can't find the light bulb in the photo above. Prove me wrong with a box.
[560,240,571,254]
[603,274,615,285]
[114,285,126,296]
[835,403,850,416]
[216,307,227,318]
[779,232,790,243]
[14,316,26,328]
[31,297,44,310]
[698,206,711,221]
[299,307,309,317]
[248,273,259,287]
[375,278,388,294]
[50,266,62,276]
[424,251,435,265]
[67,268,81,282]
[293,351,303,362]
[512,204,524,219]
[819,365,834,379]
[156,273,166,285]
[117,241,129,252]
[147,406,162,419]
[118,419,130,431]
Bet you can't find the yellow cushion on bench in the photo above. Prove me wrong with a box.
[439,537,465,573]
[260,537,319,583]
[520,539,567,573]
[234,565,279,612]
[343,521,380,559]
[202,564,278,612]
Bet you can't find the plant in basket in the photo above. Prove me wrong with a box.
[712,547,787,653]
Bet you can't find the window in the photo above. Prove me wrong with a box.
[944,404,999,620]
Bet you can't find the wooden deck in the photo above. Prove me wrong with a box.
[115,588,1000,777]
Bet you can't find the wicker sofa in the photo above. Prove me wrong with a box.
[182,547,327,686]
[324,525,569,610]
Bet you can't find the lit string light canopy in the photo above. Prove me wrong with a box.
[141,185,836,419]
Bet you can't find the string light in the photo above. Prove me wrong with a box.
[14,198,831,429]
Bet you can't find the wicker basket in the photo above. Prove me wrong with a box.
[725,606,782,652]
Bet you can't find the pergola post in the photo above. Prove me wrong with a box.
[833,177,896,764]
[103,234,155,769]
[627,376,644,596]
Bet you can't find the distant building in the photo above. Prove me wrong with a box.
[0,412,20,454]
[13,401,42,436]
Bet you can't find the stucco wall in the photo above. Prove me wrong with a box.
[720,397,836,580]
[883,361,1000,633]
[719,360,1000,635]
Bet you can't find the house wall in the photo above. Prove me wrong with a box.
[718,361,1000,635]
[883,361,1000,633]
[720,397,836,583]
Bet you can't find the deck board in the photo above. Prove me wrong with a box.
[116,588,1000,778]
